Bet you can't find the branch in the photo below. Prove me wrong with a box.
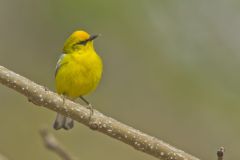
[0,65,200,160]
[217,147,225,160]
[40,128,76,160]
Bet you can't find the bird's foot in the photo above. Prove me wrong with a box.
[61,94,66,106]
[86,103,94,119]
[80,96,94,120]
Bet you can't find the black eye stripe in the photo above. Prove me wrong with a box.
[75,35,98,46]
[78,40,88,45]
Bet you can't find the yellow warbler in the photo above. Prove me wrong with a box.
[53,30,103,130]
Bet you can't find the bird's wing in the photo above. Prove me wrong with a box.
[55,54,68,77]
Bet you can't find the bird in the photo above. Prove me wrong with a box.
[53,30,103,130]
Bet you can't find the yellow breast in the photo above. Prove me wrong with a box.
[55,51,103,98]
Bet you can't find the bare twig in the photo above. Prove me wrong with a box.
[217,147,225,160]
[0,65,200,160]
[40,129,75,160]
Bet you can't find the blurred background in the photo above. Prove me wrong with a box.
[0,0,240,159]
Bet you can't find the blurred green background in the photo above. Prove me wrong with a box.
[0,0,240,159]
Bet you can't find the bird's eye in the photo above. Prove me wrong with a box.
[78,40,88,45]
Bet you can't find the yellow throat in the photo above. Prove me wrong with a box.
[55,30,103,98]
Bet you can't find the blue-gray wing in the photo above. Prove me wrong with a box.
[55,54,67,77]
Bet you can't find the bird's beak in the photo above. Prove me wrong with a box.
[88,34,99,41]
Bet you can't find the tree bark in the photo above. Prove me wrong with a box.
[0,65,200,160]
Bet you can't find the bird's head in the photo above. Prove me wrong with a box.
[63,30,99,53]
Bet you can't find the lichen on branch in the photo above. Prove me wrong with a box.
[0,65,200,160]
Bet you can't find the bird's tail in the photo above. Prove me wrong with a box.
[53,113,74,130]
